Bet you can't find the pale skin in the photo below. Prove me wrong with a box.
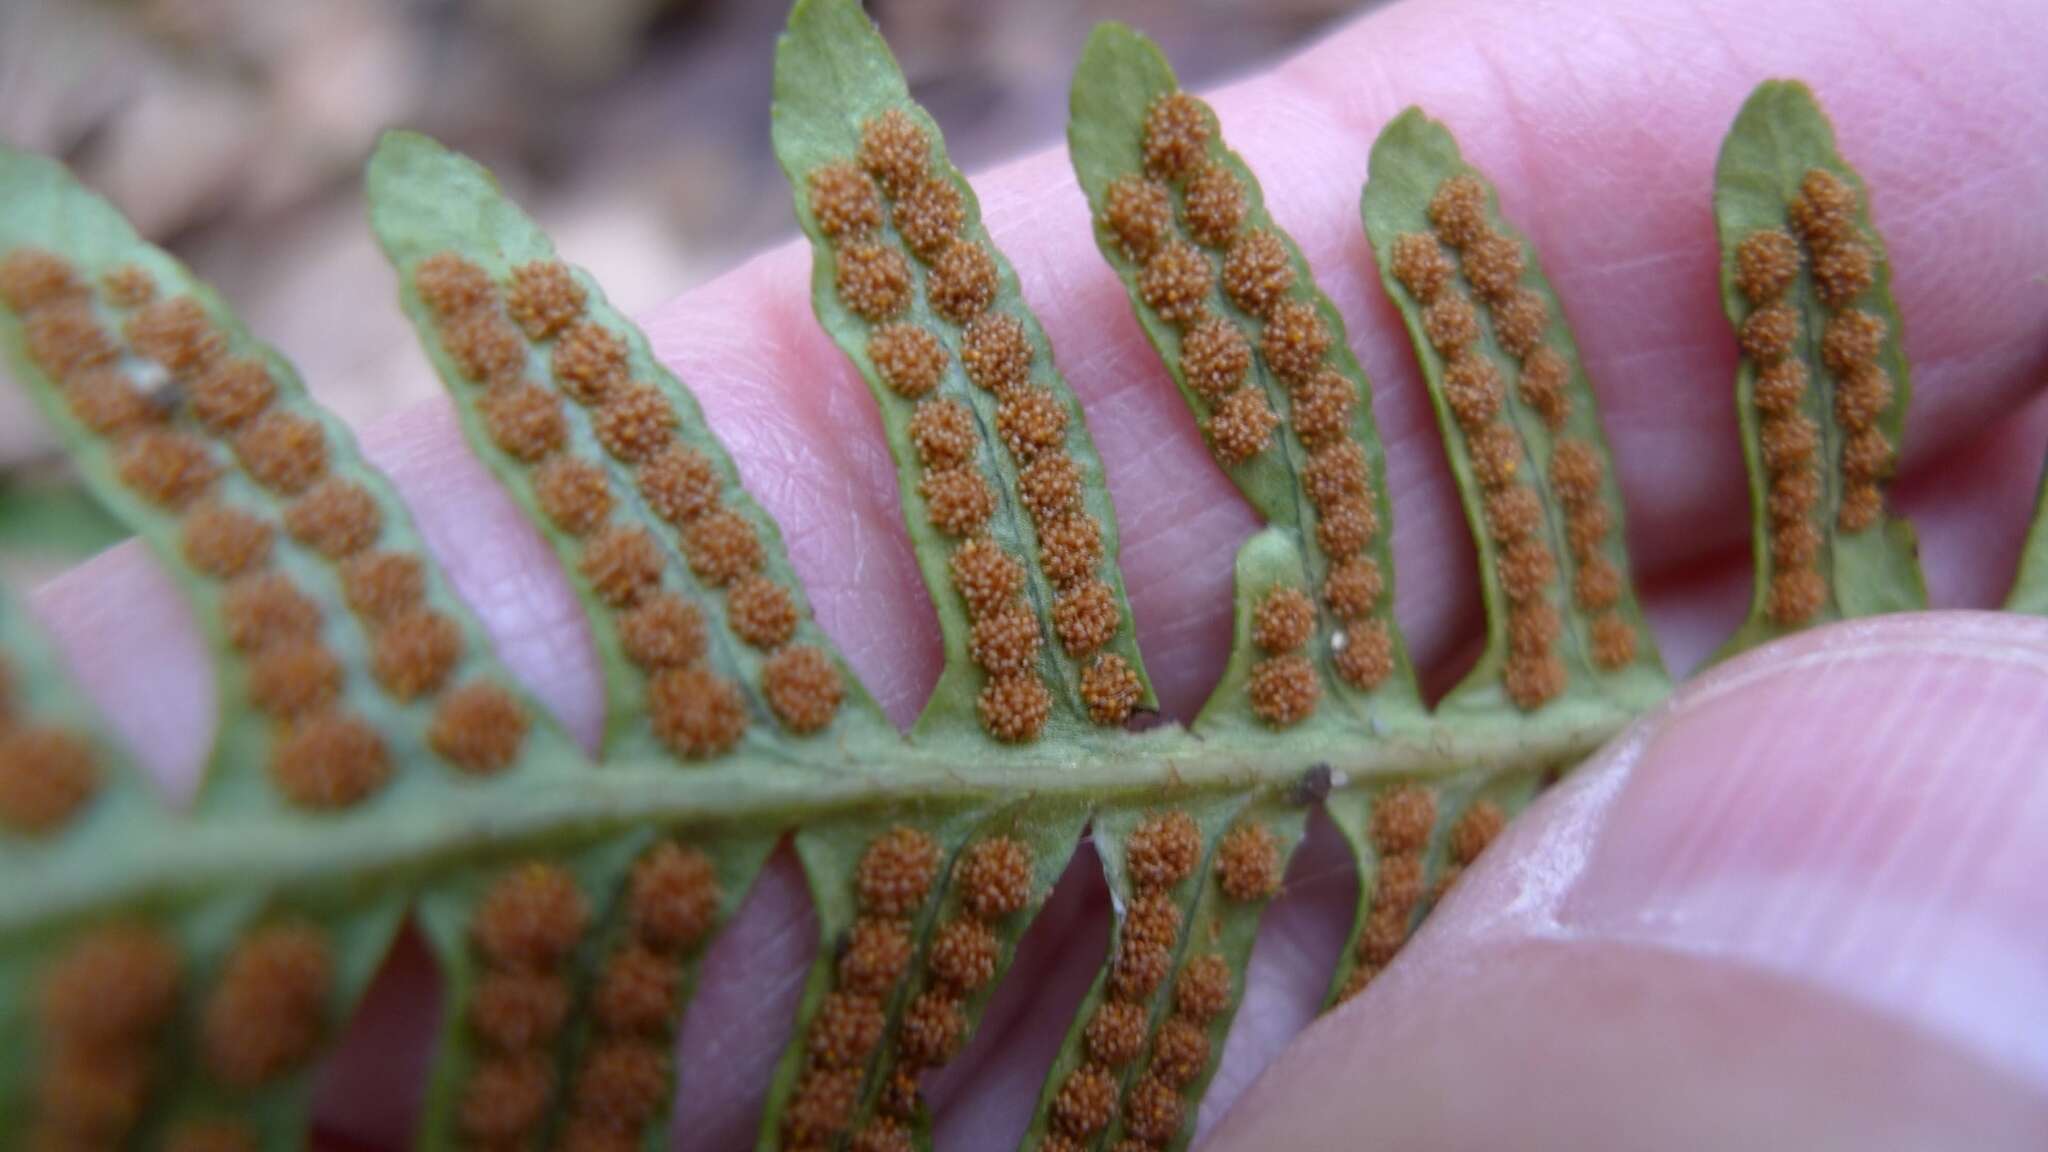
[22,0,2048,1145]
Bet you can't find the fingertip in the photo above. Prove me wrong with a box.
[33,541,214,804]
[1217,613,2048,1150]
[671,841,818,1152]
[357,398,607,752]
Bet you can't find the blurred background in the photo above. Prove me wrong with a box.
[0,0,1365,584]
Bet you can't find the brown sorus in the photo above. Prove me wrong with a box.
[908,396,978,469]
[180,501,273,579]
[1220,230,1292,318]
[806,990,886,1069]
[1018,454,1084,524]
[1104,176,1174,260]
[340,552,424,625]
[1259,299,1331,384]
[1249,653,1320,727]
[1334,619,1395,689]
[1138,240,1212,328]
[268,711,390,809]
[1736,230,1801,304]
[726,574,799,650]
[505,261,586,340]
[1426,175,1489,249]
[473,863,587,970]
[552,320,631,404]
[762,645,843,734]
[1142,91,1214,180]
[808,163,884,241]
[191,357,276,432]
[413,253,494,319]
[1253,587,1317,655]
[949,537,1025,618]
[284,478,382,559]
[235,410,329,497]
[1053,579,1121,656]
[468,972,570,1052]
[927,239,999,325]
[125,297,224,376]
[637,443,722,526]
[1215,821,1282,902]
[996,387,1069,460]
[1085,1000,1147,1068]
[870,322,949,399]
[200,923,332,1088]
[837,918,913,996]
[1127,810,1200,891]
[118,429,219,508]
[1037,513,1104,588]
[1180,315,1251,400]
[372,602,464,701]
[1182,162,1248,248]
[1124,1073,1186,1145]
[927,917,1000,991]
[223,572,323,652]
[978,673,1051,743]
[592,382,677,465]
[618,593,706,670]
[1491,288,1550,360]
[1290,368,1356,448]
[478,381,568,464]
[858,109,932,194]
[581,525,666,606]
[969,600,1043,677]
[961,312,1034,395]
[855,826,941,919]
[919,465,996,537]
[429,681,529,775]
[893,176,965,260]
[0,248,83,312]
[0,726,100,835]
[1172,953,1233,1022]
[956,836,1034,921]
[1462,230,1525,302]
[648,665,747,759]
[1206,386,1278,464]
[247,640,343,718]
[835,240,914,322]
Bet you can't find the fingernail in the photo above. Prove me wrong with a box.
[1530,614,2048,1086]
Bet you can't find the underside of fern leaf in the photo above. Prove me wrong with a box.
[0,0,1959,1144]
[1712,80,1925,653]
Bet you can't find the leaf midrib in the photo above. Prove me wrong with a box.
[0,707,1632,932]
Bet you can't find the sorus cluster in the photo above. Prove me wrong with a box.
[817,109,1139,739]
[1432,799,1506,902]
[458,862,590,1147]
[1045,810,1227,1151]
[30,923,180,1147]
[0,247,527,808]
[1397,181,1557,704]
[842,834,1035,1149]
[1732,220,1828,626]
[0,651,101,837]
[1791,168,1895,534]
[1429,174,1635,675]
[555,841,721,1148]
[200,919,334,1094]
[413,252,842,751]
[783,825,941,1147]
[1338,784,1437,1002]
[1106,90,1396,704]
[1247,587,1320,728]
[1115,92,1284,467]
